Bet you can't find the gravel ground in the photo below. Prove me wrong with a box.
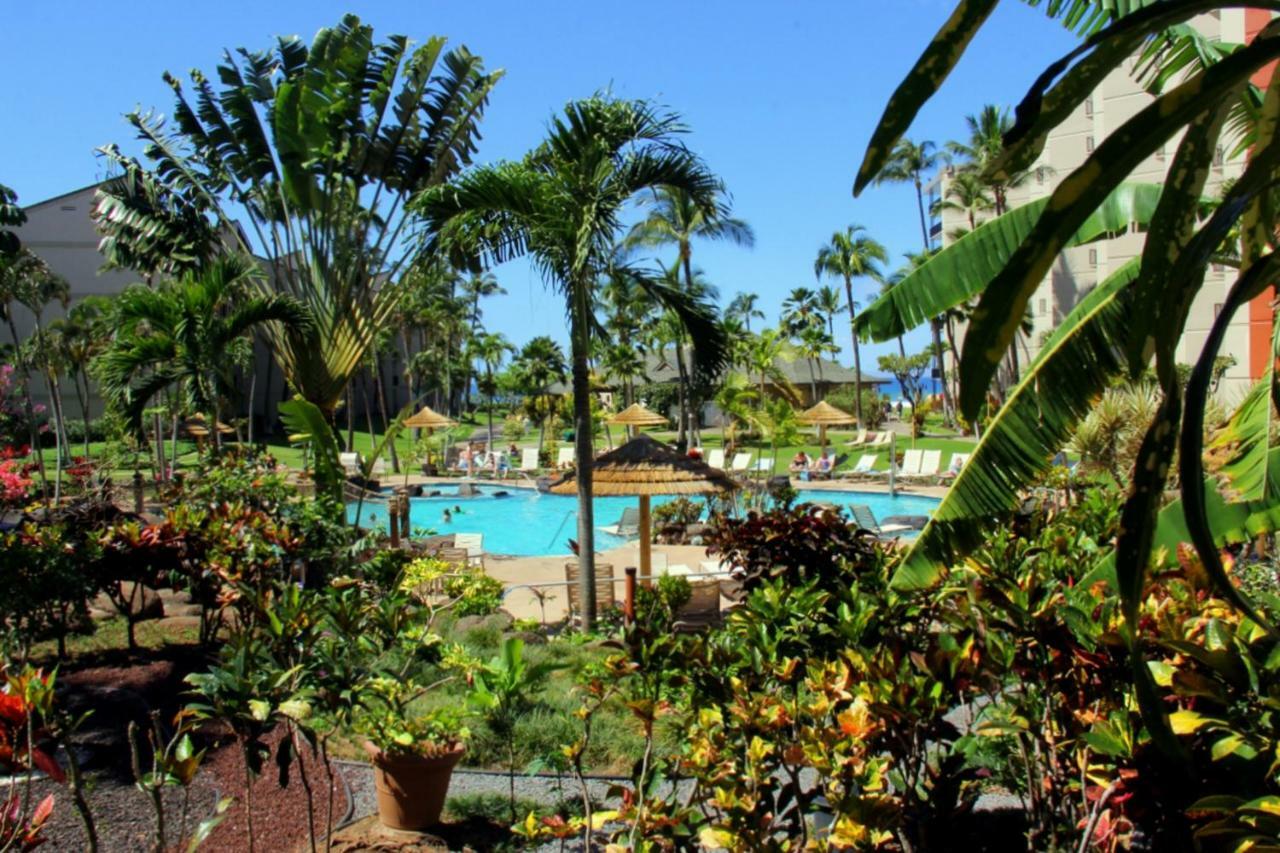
[4,770,219,852]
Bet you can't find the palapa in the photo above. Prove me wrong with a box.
[403,405,457,430]
[606,403,670,427]
[796,400,857,447]
[550,434,735,582]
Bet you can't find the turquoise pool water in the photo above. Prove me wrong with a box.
[347,485,940,557]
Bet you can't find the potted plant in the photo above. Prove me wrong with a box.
[356,676,469,831]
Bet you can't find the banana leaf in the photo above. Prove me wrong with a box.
[891,258,1140,590]
[855,183,1162,345]
[279,398,344,508]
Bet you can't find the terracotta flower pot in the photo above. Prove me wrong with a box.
[363,740,466,831]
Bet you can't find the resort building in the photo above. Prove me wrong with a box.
[929,9,1271,401]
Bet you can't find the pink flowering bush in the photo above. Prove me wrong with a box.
[0,460,31,505]
[0,364,45,452]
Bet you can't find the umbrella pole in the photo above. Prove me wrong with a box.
[639,494,652,588]
[889,431,897,498]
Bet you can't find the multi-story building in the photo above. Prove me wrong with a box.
[928,10,1269,401]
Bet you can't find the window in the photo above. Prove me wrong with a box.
[1088,248,1098,266]
[1214,303,1224,318]
[1085,135,1095,153]
[1155,145,1165,162]
[1214,146,1225,168]
[59,205,76,211]
[1036,166,1046,185]
[1084,96,1094,117]
[1038,298,1048,316]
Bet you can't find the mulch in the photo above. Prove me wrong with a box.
[198,725,350,853]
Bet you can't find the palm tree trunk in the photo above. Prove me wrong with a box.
[843,275,864,427]
[345,387,355,452]
[485,368,496,457]
[373,358,399,473]
[569,292,597,631]
[72,369,90,459]
[673,348,689,450]
[808,360,817,404]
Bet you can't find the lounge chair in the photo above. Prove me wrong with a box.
[844,429,869,447]
[600,506,642,538]
[840,454,878,479]
[453,533,485,567]
[556,447,576,469]
[370,456,389,477]
[339,452,363,476]
[939,452,970,481]
[904,450,941,482]
[865,431,892,449]
[673,577,722,632]
[848,504,913,538]
[754,458,775,474]
[898,449,924,478]
[729,452,753,475]
[706,448,726,470]
[518,447,541,473]
[564,561,616,621]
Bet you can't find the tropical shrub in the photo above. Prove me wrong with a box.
[651,497,702,530]
[401,557,505,617]
[0,523,99,659]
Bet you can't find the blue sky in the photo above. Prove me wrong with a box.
[1,1,1078,369]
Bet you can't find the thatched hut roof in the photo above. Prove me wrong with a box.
[606,403,669,427]
[797,400,857,425]
[549,434,737,496]
[404,406,456,430]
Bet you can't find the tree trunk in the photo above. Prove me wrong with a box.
[570,291,597,631]
[72,369,90,458]
[673,345,688,450]
[345,387,355,452]
[808,360,817,404]
[247,360,256,445]
[843,275,864,427]
[373,357,399,473]
[5,314,48,497]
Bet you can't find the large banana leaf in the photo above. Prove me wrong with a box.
[1213,373,1277,503]
[891,258,1140,590]
[853,0,998,196]
[1084,448,1280,589]
[854,183,1161,345]
[960,29,1280,419]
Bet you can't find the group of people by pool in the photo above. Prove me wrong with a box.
[455,443,518,477]
[789,448,835,481]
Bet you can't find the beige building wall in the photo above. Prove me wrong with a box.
[934,11,1253,402]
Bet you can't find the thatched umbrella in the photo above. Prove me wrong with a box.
[550,434,736,582]
[403,405,456,430]
[797,400,857,449]
[404,405,457,474]
[607,402,669,442]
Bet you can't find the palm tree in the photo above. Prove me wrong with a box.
[946,105,1030,216]
[814,286,845,344]
[796,325,835,403]
[0,249,70,496]
[511,336,568,453]
[418,97,729,629]
[875,138,941,249]
[624,185,753,445]
[745,328,796,401]
[94,16,502,420]
[933,170,993,234]
[97,256,310,450]
[461,273,506,411]
[727,292,764,333]
[781,287,821,336]
[472,332,514,449]
[48,296,110,457]
[814,226,887,427]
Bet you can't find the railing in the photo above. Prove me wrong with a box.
[503,567,732,626]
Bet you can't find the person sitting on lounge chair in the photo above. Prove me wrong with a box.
[495,450,510,478]
[789,451,812,481]
[811,449,834,479]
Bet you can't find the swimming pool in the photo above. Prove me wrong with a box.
[347,484,940,557]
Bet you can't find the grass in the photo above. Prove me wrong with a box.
[27,615,201,663]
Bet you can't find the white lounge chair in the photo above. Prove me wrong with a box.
[898,449,924,477]
[601,507,642,538]
[556,447,576,469]
[706,448,726,470]
[940,452,970,480]
[845,429,869,447]
[730,452,753,474]
[453,533,484,567]
[339,452,362,476]
[518,447,541,473]
[906,450,941,482]
[849,504,913,538]
[754,458,775,474]
[840,454,878,479]
[370,456,389,477]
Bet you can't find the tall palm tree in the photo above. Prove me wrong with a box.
[48,296,111,457]
[727,292,764,333]
[624,185,753,445]
[814,286,845,345]
[875,138,941,249]
[417,97,729,628]
[814,226,887,426]
[796,325,835,403]
[98,256,310,449]
[946,105,1029,215]
[933,170,993,234]
[461,273,506,411]
[94,16,502,419]
[472,331,514,448]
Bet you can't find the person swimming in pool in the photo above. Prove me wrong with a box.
[442,509,452,524]
[453,505,464,514]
